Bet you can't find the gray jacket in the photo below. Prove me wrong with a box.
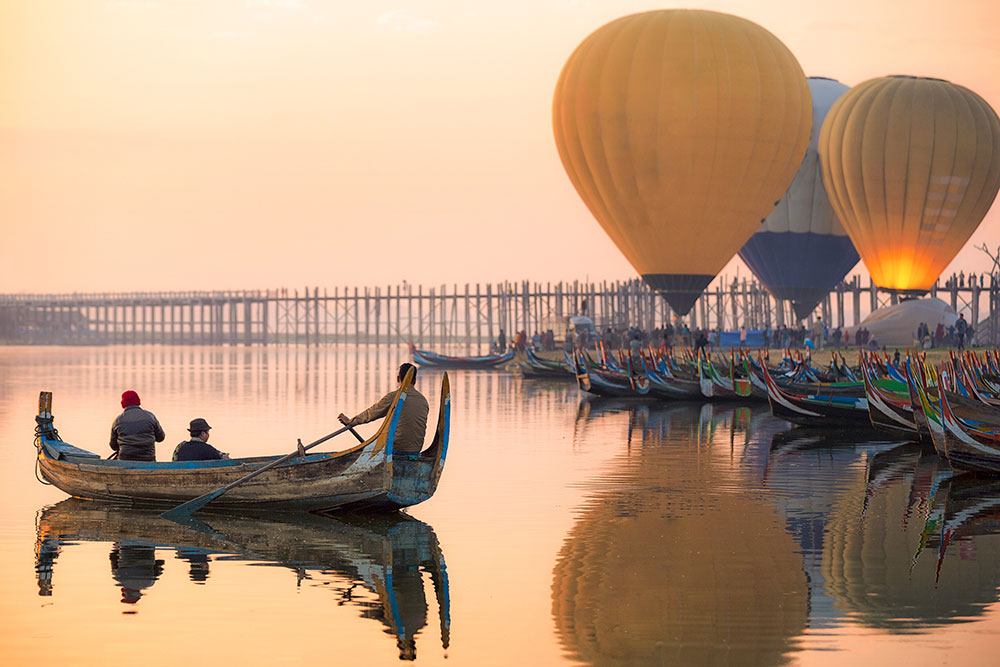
[110,406,165,461]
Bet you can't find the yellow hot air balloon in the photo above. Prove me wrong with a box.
[819,76,1000,293]
[553,10,811,315]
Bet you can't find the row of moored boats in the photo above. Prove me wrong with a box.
[511,343,1000,476]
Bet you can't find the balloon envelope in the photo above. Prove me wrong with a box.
[553,10,812,315]
[819,76,1000,293]
[739,77,860,321]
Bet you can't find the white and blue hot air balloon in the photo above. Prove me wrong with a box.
[738,77,860,321]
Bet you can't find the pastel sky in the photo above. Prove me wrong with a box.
[1,0,998,293]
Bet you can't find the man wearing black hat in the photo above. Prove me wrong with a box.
[172,418,229,462]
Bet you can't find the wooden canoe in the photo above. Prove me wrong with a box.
[513,347,574,379]
[572,349,648,398]
[760,360,872,427]
[861,354,924,442]
[34,373,451,512]
[645,366,704,400]
[409,342,513,369]
[937,380,1000,475]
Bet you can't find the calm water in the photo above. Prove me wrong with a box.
[1,345,999,665]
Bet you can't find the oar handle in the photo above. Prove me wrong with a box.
[348,426,365,443]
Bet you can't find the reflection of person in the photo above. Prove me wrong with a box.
[173,418,229,461]
[175,548,211,583]
[356,518,450,661]
[110,543,164,604]
[390,557,428,660]
[338,363,429,454]
[110,390,165,461]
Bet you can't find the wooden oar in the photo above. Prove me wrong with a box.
[160,423,365,521]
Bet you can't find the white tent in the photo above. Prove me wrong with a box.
[844,298,957,347]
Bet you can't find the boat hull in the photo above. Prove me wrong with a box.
[410,343,513,369]
[939,386,1000,475]
[38,438,392,512]
[514,348,574,379]
[761,361,871,427]
[861,360,923,441]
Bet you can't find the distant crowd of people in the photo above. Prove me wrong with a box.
[915,313,970,350]
[496,312,977,359]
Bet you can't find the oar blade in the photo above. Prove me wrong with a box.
[159,488,226,521]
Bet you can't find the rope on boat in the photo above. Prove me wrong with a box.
[33,419,58,486]
[34,456,51,486]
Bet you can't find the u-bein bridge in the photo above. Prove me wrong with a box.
[3,273,999,348]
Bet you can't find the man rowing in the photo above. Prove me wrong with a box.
[338,363,429,454]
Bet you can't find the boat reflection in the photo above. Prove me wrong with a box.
[762,430,928,628]
[35,500,449,660]
[821,446,1000,630]
[574,399,788,477]
[560,400,1000,663]
[934,474,1000,575]
[554,402,809,665]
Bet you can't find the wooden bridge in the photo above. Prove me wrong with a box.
[2,274,998,348]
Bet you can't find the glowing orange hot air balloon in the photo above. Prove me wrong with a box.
[553,10,811,315]
[819,76,1000,293]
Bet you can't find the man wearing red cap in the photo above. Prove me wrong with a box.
[110,390,165,461]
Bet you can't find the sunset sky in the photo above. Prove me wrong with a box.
[2,0,998,294]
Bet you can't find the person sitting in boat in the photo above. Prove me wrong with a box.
[110,390,165,462]
[172,418,229,461]
[337,362,428,455]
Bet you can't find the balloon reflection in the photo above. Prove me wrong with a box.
[566,401,1000,656]
[557,402,808,665]
[35,501,449,660]
[762,432,918,628]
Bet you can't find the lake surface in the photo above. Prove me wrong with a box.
[2,345,999,665]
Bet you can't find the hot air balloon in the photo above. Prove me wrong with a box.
[553,10,812,315]
[738,77,860,322]
[819,76,1000,293]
